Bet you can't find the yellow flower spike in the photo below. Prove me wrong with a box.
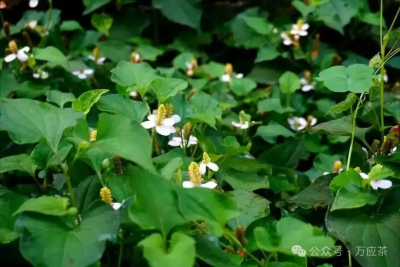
[296,19,304,29]
[190,58,198,69]
[246,142,252,152]
[304,70,312,84]
[100,187,112,204]
[183,122,192,133]
[188,162,202,186]
[354,167,361,173]
[202,152,211,164]
[165,103,174,118]
[224,63,233,75]
[155,104,166,125]
[93,47,100,61]
[90,129,97,141]
[8,40,18,54]
[333,161,342,174]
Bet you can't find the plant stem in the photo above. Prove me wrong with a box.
[348,250,352,267]
[118,230,124,267]
[46,0,53,31]
[225,231,264,267]
[380,51,385,145]
[141,93,151,115]
[346,93,364,170]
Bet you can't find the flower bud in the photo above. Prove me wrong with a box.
[102,158,109,169]
[224,63,233,75]
[90,129,97,141]
[93,47,100,60]
[3,21,10,38]
[8,40,18,54]
[235,226,248,247]
[354,167,361,173]
[369,53,382,68]
[67,207,78,216]
[333,161,342,174]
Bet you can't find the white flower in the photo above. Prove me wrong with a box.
[232,121,249,129]
[129,90,138,98]
[220,73,243,82]
[29,0,39,8]
[360,172,392,190]
[88,55,106,65]
[182,180,217,189]
[111,202,123,210]
[27,21,38,29]
[199,152,219,174]
[290,23,309,36]
[389,146,397,155]
[72,69,94,79]
[5,46,30,62]
[281,33,293,46]
[168,135,198,148]
[141,114,176,136]
[288,117,307,131]
[33,70,49,79]
[300,77,315,92]
[235,73,244,79]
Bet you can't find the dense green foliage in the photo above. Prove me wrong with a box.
[0,0,399,267]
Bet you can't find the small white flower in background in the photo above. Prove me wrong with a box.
[141,104,176,136]
[27,21,38,30]
[384,74,388,83]
[29,0,39,8]
[300,77,315,92]
[221,73,232,82]
[129,90,138,98]
[232,120,249,129]
[88,55,106,65]
[288,117,307,131]
[220,63,243,82]
[5,42,30,63]
[360,172,392,190]
[33,70,49,79]
[281,33,293,46]
[235,73,244,79]
[389,146,397,155]
[200,152,219,174]
[168,132,198,148]
[290,20,309,37]
[72,69,94,79]
[182,180,218,189]
[323,160,343,175]
[362,147,376,165]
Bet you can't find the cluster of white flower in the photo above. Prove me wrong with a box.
[288,116,317,131]
[281,20,309,46]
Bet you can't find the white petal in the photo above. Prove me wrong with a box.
[360,173,369,179]
[310,118,317,126]
[141,120,156,129]
[362,147,368,155]
[129,91,138,97]
[72,71,80,76]
[147,114,156,122]
[240,122,249,129]
[301,84,314,92]
[323,172,330,175]
[235,73,244,79]
[97,57,106,64]
[207,162,219,172]
[297,125,306,131]
[221,74,231,82]
[300,77,308,85]
[298,30,308,36]
[171,114,181,123]
[302,23,310,30]
[167,126,176,134]
[185,62,193,69]
[29,0,39,8]
[168,138,182,147]
[156,125,173,136]
[33,73,40,78]
[20,46,30,52]
[88,55,95,61]
[290,29,299,35]
[370,180,379,190]
[162,118,175,126]
[41,71,49,79]
[188,136,198,145]
[231,121,242,128]
[199,162,207,174]
[135,54,140,61]
[182,181,195,188]
[77,73,87,79]
[283,39,292,46]
[287,118,295,126]
[17,51,28,62]
[5,54,17,62]
[84,69,94,75]
[375,180,392,189]
[297,118,308,127]
[280,32,289,39]
[111,202,122,210]
[28,21,37,29]
[384,74,388,82]
[201,181,218,189]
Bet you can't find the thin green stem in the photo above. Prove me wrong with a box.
[388,7,400,35]
[46,0,53,30]
[346,93,364,170]
[380,49,385,144]
[118,230,124,267]
[380,0,383,49]
[225,231,264,267]
[286,94,291,108]
[348,250,352,267]
[265,252,276,266]
[141,93,151,115]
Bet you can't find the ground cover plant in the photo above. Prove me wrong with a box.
[0,0,399,266]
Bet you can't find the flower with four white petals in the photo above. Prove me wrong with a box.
[280,32,298,46]
[168,131,198,148]
[182,180,218,189]
[288,115,317,131]
[88,55,106,65]
[199,152,219,174]
[290,20,309,37]
[72,69,94,79]
[33,70,49,79]
[5,41,30,63]
[221,73,243,82]
[360,172,392,190]
[141,104,177,136]
[29,0,39,8]
[183,162,217,189]
[300,77,315,92]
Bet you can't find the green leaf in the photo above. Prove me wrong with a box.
[360,12,386,27]
[194,235,241,267]
[279,71,301,94]
[0,187,27,243]
[231,78,257,96]
[368,165,394,180]
[136,45,164,61]
[172,52,196,70]
[198,61,225,78]
[0,154,36,177]
[219,169,269,191]
[315,0,358,34]
[76,176,102,211]
[31,140,72,170]
[384,101,400,121]
[83,0,112,15]
[14,196,69,216]
[316,64,374,93]
[326,188,400,267]
[258,98,295,114]
[289,175,334,209]
[331,183,377,211]
[97,94,147,122]
[328,93,357,113]
[292,1,315,17]
[160,158,183,180]
[97,40,131,63]
[308,116,371,144]
[221,136,247,156]
[241,16,272,35]
[16,82,50,99]
[188,91,222,128]
[0,99,83,151]
[72,89,109,115]
[0,68,18,98]
[254,217,336,257]
[330,169,361,192]
[60,20,83,31]
[91,13,113,36]
[150,78,188,103]
[46,90,76,108]
[255,46,280,63]
[153,0,202,30]
[139,232,195,267]
[15,201,120,267]
[105,173,134,203]
[92,114,156,173]
[374,153,400,178]
[110,61,159,94]
[256,121,294,143]
[228,190,270,229]
[33,46,68,66]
